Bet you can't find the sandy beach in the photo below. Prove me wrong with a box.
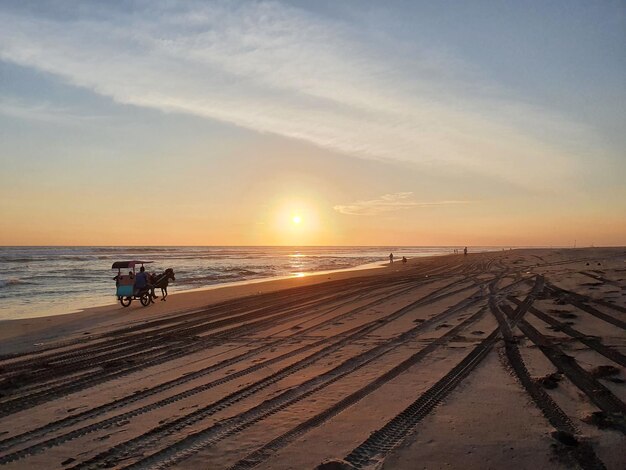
[0,248,625,469]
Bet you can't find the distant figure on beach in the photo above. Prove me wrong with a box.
[463,247,468,256]
[402,256,407,264]
[389,253,394,264]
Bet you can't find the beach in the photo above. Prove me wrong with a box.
[0,248,624,469]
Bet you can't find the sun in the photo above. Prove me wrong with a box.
[270,200,323,244]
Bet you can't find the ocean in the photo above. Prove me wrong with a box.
[0,246,499,320]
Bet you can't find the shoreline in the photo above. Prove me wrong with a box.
[0,252,465,352]
[0,255,402,355]
[0,258,390,322]
[1,246,468,323]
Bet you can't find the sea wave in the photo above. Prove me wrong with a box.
[182,274,240,284]
[0,257,47,263]
[57,256,102,261]
[0,278,30,288]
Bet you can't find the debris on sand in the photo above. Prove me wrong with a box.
[548,308,578,318]
[551,430,578,446]
[536,372,563,389]
[590,365,621,379]
[315,459,357,470]
[556,312,578,319]
[582,411,626,432]
[549,308,567,314]
[554,296,568,305]
[471,330,485,335]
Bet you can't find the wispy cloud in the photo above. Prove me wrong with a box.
[0,97,102,125]
[0,1,597,188]
[334,192,470,215]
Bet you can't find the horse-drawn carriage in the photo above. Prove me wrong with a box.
[112,260,175,307]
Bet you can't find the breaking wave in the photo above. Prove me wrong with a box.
[0,278,29,288]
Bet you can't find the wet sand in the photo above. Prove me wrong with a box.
[0,248,624,469]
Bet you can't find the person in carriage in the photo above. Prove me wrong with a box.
[134,266,151,297]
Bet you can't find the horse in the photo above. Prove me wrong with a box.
[150,268,175,302]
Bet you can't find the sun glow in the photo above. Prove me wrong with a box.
[268,199,326,244]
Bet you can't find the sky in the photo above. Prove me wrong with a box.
[0,0,625,246]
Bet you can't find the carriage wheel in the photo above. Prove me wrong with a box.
[120,297,132,307]
[140,292,151,307]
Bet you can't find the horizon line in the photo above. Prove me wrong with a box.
[1,244,618,249]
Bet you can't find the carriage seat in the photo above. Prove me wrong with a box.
[116,275,135,297]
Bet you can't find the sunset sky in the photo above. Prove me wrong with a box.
[1,1,625,246]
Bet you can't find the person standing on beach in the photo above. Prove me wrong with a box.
[389,253,394,264]
[463,246,468,256]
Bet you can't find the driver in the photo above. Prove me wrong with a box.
[134,266,150,295]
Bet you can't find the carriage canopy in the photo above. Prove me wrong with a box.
[111,260,153,270]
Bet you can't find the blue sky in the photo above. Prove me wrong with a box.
[0,1,624,245]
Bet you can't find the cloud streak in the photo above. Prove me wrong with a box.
[0,97,104,125]
[0,1,597,189]
[333,192,470,216]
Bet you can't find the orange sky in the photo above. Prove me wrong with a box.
[1,2,625,247]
